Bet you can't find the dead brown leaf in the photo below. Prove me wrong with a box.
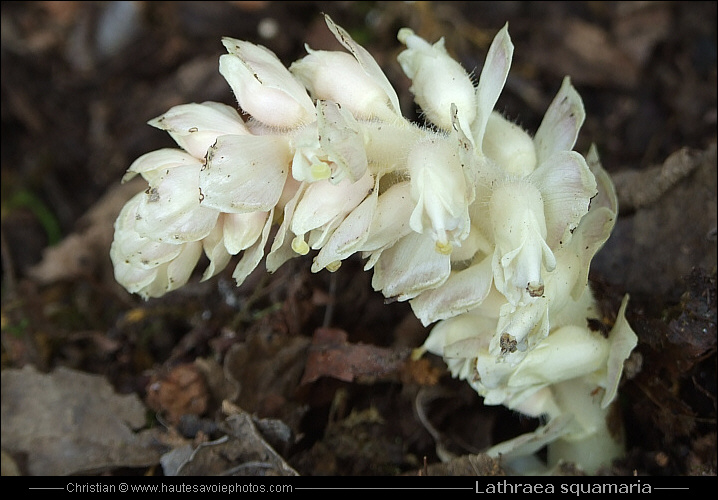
[300,327,411,385]
[0,365,160,475]
[146,362,209,426]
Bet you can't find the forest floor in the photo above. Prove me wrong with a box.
[1,1,716,478]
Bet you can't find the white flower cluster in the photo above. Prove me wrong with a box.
[111,15,637,473]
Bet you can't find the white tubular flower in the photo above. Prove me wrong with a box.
[200,210,271,281]
[397,28,477,139]
[290,49,400,122]
[408,134,472,255]
[370,231,451,301]
[199,134,292,213]
[266,182,308,272]
[489,179,556,306]
[219,37,315,129]
[290,169,374,254]
[360,181,416,270]
[147,102,249,159]
[409,254,494,325]
[124,149,219,243]
[111,193,204,299]
[291,100,368,184]
[289,14,403,122]
[311,174,381,272]
[488,149,597,306]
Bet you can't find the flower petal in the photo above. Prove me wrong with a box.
[222,210,270,255]
[122,148,199,184]
[233,207,275,286]
[200,134,291,213]
[528,151,597,249]
[371,231,451,301]
[219,39,314,128]
[561,147,618,301]
[534,77,585,165]
[201,219,232,281]
[292,170,374,249]
[148,102,249,159]
[360,181,415,269]
[291,49,399,122]
[135,164,219,243]
[410,254,493,326]
[472,23,513,154]
[311,175,380,272]
[323,14,401,117]
[148,241,204,298]
[601,294,638,408]
[397,28,476,138]
[266,182,307,272]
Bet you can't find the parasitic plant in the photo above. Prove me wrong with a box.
[111,15,638,474]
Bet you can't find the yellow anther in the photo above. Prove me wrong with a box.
[435,240,453,255]
[326,260,342,272]
[310,162,331,180]
[291,235,310,255]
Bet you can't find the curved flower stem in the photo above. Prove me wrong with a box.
[546,378,626,474]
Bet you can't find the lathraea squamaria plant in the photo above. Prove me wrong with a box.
[110,15,637,474]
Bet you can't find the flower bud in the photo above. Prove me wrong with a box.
[482,112,537,176]
[291,50,399,122]
[397,28,476,138]
[219,38,315,129]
